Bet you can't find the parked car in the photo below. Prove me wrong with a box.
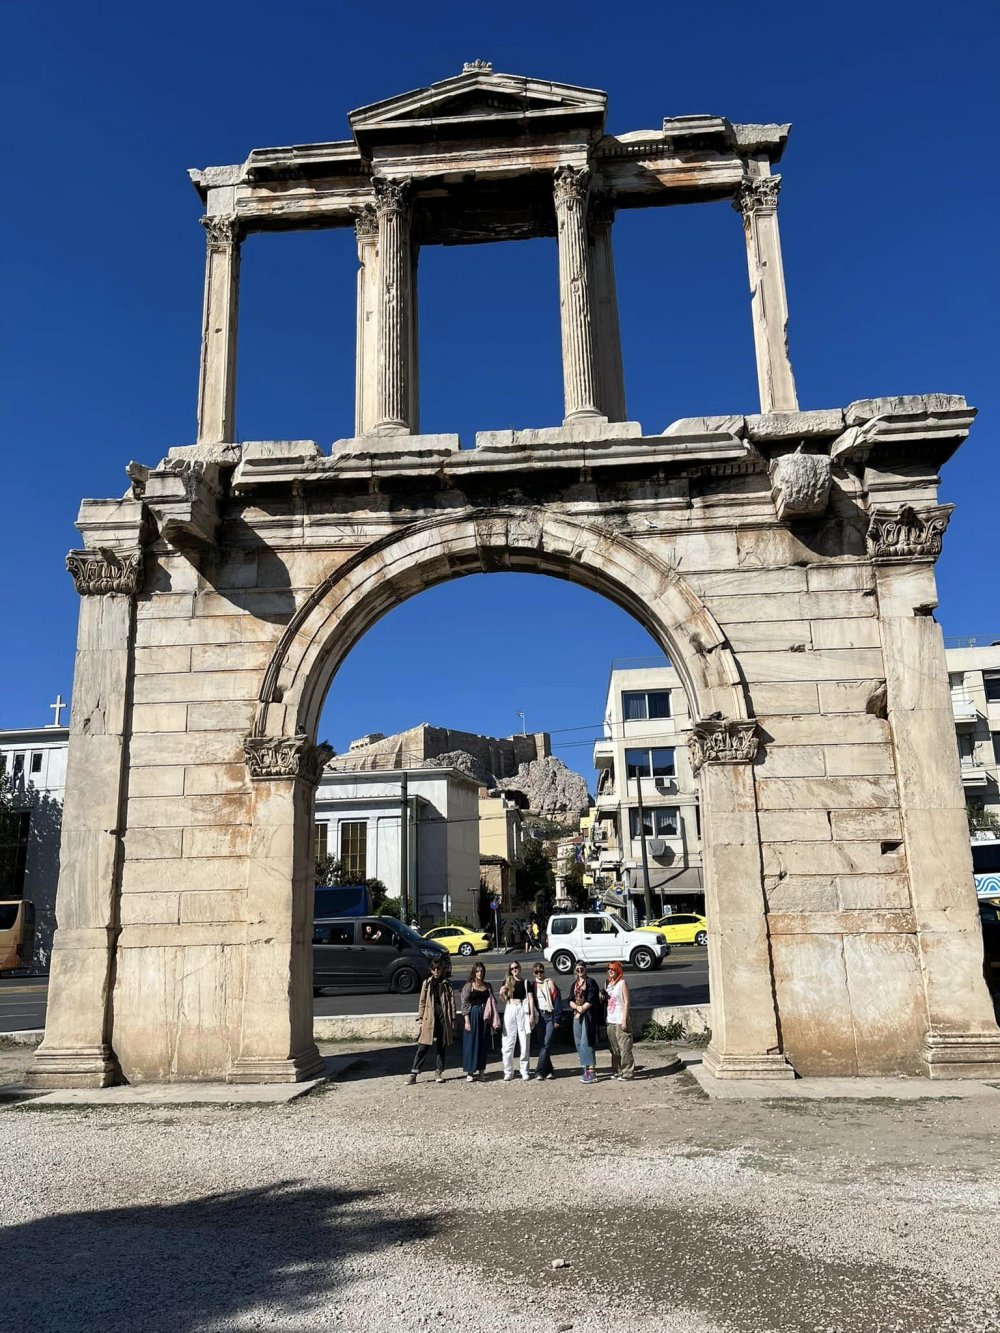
[422,924,491,957]
[313,915,449,994]
[543,911,669,974]
[638,913,708,947]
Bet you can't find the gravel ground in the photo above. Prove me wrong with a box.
[2,1038,999,1333]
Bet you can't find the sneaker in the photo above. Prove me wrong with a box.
[435,1075,445,1084]
[503,1074,514,1081]
[465,1075,474,1082]
[582,1068,595,1085]
[545,1073,555,1080]
[405,1074,417,1085]
[521,1073,531,1081]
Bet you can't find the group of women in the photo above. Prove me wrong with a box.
[406,954,635,1085]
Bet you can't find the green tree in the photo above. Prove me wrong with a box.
[561,857,590,911]
[968,803,1000,837]
[515,836,554,909]
[0,778,26,897]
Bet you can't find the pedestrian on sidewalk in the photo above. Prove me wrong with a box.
[461,961,500,1081]
[407,957,456,1085]
[604,961,635,1081]
[528,961,561,1080]
[568,962,601,1084]
[499,960,536,1081]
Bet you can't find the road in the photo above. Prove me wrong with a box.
[0,946,709,1033]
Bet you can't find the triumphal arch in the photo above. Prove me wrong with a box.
[31,65,1000,1086]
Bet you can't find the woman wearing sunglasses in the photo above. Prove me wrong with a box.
[499,959,536,1081]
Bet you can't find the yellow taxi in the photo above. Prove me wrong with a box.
[422,924,492,957]
[638,913,708,946]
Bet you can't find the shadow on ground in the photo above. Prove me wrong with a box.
[7,1182,440,1332]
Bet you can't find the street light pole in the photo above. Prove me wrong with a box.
[399,770,409,924]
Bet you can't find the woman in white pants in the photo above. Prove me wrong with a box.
[499,960,536,1081]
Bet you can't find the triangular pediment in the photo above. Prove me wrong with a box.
[349,68,607,142]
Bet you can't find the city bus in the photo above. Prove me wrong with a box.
[0,899,34,972]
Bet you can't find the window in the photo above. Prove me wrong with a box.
[0,811,30,897]
[583,915,616,935]
[340,821,367,880]
[993,734,1000,766]
[30,753,43,775]
[622,690,671,721]
[958,735,975,762]
[625,747,676,779]
[985,675,1000,703]
[12,754,25,778]
[629,807,680,838]
[314,923,355,946]
[361,921,397,948]
[550,916,576,935]
[314,822,329,861]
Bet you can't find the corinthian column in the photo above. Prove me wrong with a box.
[734,173,798,414]
[553,166,604,423]
[373,177,414,435]
[588,197,627,422]
[354,206,379,436]
[197,214,242,443]
[28,540,145,1089]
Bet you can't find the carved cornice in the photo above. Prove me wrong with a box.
[354,204,378,242]
[732,175,781,221]
[201,214,243,246]
[372,176,412,217]
[462,59,492,73]
[244,734,334,784]
[866,503,954,561]
[553,165,591,208]
[688,718,760,773]
[66,547,143,597]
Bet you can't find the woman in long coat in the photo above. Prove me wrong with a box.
[407,956,457,1084]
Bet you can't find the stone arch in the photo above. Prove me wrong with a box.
[251,507,749,743]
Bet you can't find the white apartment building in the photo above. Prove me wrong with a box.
[946,641,1000,891]
[0,721,70,971]
[314,766,482,928]
[590,662,702,917]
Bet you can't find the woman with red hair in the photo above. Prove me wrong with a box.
[604,960,635,1081]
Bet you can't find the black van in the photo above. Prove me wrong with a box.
[312,915,449,995]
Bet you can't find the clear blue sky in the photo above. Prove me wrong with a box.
[2,1,997,780]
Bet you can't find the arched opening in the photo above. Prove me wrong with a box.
[237,509,787,1085]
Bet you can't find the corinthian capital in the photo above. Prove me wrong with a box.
[66,547,143,598]
[866,503,954,561]
[732,175,781,221]
[372,176,412,217]
[354,204,378,242]
[201,214,243,246]
[553,165,591,208]
[688,718,760,773]
[244,734,334,784]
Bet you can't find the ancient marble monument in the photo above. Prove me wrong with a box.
[31,65,1000,1086]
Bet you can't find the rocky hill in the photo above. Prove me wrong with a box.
[420,750,591,824]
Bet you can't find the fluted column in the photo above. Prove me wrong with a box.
[354,206,379,436]
[553,166,604,423]
[373,177,414,435]
[734,173,798,414]
[588,197,627,422]
[196,214,242,443]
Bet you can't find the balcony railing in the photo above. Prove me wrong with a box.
[960,760,989,788]
[952,694,982,726]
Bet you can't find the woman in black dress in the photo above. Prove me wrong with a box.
[461,961,499,1081]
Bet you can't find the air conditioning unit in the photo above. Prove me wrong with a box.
[647,838,666,856]
[654,778,677,793]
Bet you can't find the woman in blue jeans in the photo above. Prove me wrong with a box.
[568,961,601,1084]
[528,962,562,1079]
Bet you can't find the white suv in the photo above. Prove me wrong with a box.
[544,911,670,974]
